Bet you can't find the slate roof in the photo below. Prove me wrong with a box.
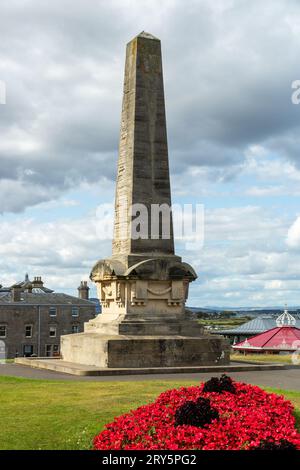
[218,316,300,335]
[0,275,95,306]
[10,277,54,293]
[0,291,95,306]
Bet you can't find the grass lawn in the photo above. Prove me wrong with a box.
[0,376,299,450]
[231,353,299,365]
[198,317,249,330]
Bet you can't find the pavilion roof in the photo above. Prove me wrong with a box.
[233,326,300,351]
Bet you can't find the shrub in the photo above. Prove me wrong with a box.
[174,397,219,428]
[253,438,297,451]
[202,374,236,394]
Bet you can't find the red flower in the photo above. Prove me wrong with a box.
[93,379,300,450]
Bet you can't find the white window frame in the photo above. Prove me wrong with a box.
[49,306,57,317]
[49,326,57,338]
[0,325,7,338]
[71,306,79,317]
[25,325,33,338]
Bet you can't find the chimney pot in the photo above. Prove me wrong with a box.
[32,276,43,287]
[78,280,89,300]
[12,285,22,302]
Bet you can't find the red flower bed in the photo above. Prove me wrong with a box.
[93,377,300,450]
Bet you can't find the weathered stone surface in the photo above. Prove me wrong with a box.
[58,32,230,370]
[113,32,174,256]
[61,333,229,368]
[88,33,198,326]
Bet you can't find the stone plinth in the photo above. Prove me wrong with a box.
[61,334,229,369]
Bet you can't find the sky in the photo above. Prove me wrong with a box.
[1,0,300,307]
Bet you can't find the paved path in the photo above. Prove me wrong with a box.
[0,363,300,390]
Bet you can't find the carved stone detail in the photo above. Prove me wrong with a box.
[131,280,147,306]
[116,282,125,308]
[147,286,171,296]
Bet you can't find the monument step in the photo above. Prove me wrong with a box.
[15,357,289,377]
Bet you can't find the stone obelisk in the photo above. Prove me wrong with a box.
[113,31,174,258]
[60,32,229,369]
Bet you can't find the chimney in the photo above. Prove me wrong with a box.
[11,285,22,302]
[78,281,89,300]
[32,276,43,288]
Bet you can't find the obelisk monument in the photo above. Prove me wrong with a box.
[60,32,229,368]
[113,31,174,258]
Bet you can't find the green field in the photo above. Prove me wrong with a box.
[231,353,299,365]
[0,375,299,450]
[198,317,250,330]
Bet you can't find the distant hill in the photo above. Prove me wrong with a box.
[188,306,300,312]
[90,301,300,317]
[187,306,300,317]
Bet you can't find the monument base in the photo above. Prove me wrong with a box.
[60,309,230,369]
[15,357,288,376]
[61,332,229,369]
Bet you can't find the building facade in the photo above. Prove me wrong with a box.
[0,276,97,358]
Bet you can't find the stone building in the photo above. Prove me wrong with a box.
[0,275,97,358]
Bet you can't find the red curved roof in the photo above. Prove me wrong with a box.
[233,326,300,351]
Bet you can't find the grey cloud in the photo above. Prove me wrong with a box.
[0,201,298,306]
[1,0,300,212]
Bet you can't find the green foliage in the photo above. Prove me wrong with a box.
[231,353,299,365]
[197,316,250,330]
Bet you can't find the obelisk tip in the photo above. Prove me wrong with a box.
[135,31,160,41]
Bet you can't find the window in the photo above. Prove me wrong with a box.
[46,344,59,357]
[0,325,6,338]
[25,325,32,338]
[23,345,33,357]
[49,307,57,317]
[49,326,57,338]
[72,307,79,317]
[72,325,79,334]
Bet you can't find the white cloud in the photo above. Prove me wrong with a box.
[264,280,283,290]
[287,216,300,249]
[0,212,111,290]
[0,0,300,307]
[175,205,300,306]
[0,201,298,305]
